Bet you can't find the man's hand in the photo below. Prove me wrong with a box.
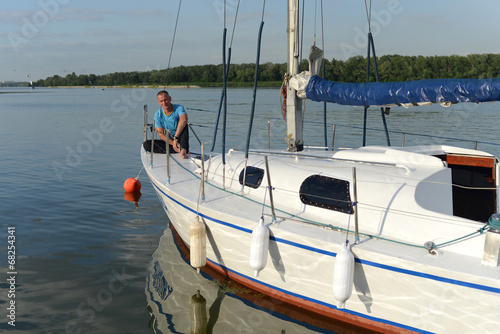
[173,139,181,153]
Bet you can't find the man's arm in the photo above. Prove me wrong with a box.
[156,127,173,146]
[174,113,188,139]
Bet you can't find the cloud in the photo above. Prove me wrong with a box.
[83,28,123,37]
[0,7,168,26]
[57,7,168,22]
[401,14,450,25]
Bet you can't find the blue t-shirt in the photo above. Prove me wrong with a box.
[154,104,186,138]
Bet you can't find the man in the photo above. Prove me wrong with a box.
[154,90,189,158]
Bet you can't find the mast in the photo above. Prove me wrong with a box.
[286,0,304,152]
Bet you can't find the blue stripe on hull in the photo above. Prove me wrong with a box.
[150,180,500,294]
[150,178,499,333]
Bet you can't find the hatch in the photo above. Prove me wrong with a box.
[239,166,265,189]
[299,175,353,214]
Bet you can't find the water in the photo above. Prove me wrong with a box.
[1,87,499,333]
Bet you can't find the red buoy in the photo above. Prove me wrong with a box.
[124,177,141,192]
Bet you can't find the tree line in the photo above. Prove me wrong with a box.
[34,53,500,87]
[0,81,31,88]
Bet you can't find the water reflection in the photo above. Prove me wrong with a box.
[145,225,378,334]
[124,191,142,208]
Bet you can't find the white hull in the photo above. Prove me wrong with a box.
[142,145,500,334]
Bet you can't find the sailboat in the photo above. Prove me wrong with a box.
[27,73,34,90]
[141,1,500,333]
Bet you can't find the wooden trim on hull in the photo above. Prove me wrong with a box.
[444,154,496,169]
[170,224,419,334]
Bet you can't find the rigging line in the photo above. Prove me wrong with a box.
[229,0,241,48]
[261,0,266,22]
[188,175,494,246]
[345,203,353,243]
[168,156,482,249]
[167,0,182,70]
[245,19,265,160]
[221,28,228,161]
[320,0,327,149]
[190,163,471,242]
[244,0,266,160]
[188,107,500,145]
[187,108,500,149]
[213,0,239,154]
[320,0,324,51]
[270,183,492,219]
[299,0,305,64]
[261,186,268,217]
[196,161,204,215]
[165,0,183,88]
[215,1,240,154]
[187,150,498,199]
[363,0,371,32]
[203,148,499,192]
[313,0,317,44]
[195,157,490,227]
[293,0,299,75]
[275,163,498,191]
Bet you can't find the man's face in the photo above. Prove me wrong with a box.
[157,93,171,109]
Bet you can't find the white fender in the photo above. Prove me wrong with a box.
[333,241,355,308]
[249,217,269,277]
[190,216,206,272]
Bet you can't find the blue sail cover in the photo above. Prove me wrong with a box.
[305,75,500,107]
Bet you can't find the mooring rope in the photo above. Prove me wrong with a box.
[135,165,145,180]
[488,215,500,230]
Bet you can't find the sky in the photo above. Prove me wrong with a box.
[1,0,499,82]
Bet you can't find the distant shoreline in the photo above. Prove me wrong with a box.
[1,82,282,89]
[46,85,202,89]
[0,85,202,92]
[1,84,202,90]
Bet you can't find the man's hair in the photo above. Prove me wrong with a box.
[157,90,169,97]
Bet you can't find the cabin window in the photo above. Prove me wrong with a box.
[299,175,352,214]
[239,166,264,189]
[435,154,496,222]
